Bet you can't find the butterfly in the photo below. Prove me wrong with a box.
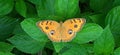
[36,18,86,42]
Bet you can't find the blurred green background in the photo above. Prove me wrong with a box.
[0,0,120,55]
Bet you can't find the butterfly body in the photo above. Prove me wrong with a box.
[37,18,86,42]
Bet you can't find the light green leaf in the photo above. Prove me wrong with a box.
[61,44,88,55]
[8,33,45,54]
[53,42,66,53]
[94,25,114,55]
[72,23,103,44]
[21,18,48,42]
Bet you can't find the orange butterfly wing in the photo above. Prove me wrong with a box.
[37,20,61,42]
[61,18,86,42]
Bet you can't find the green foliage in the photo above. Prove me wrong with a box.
[105,6,120,47]
[0,0,14,16]
[0,0,120,55]
[114,47,120,55]
[0,42,14,55]
[15,0,27,17]
[94,25,114,55]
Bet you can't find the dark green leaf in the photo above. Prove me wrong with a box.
[27,0,41,5]
[113,0,120,7]
[15,0,27,17]
[105,6,120,47]
[0,16,18,41]
[94,25,114,55]
[8,33,45,54]
[72,23,103,44]
[26,2,37,18]
[13,24,24,34]
[36,0,55,17]
[89,14,105,27]
[114,47,120,55]
[0,42,14,52]
[54,0,80,18]
[0,0,14,16]
[90,0,113,13]
[21,18,48,42]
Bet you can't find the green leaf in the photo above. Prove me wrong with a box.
[15,0,26,17]
[28,0,41,5]
[94,25,114,55]
[61,44,88,55]
[36,0,79,19]
[0,52,14,55]
[0,42,14,52]
[45,42,54,50]
[13,24,24,34]
[8,33,45,54]
[36,0,55,17]
[105,6,120,47]
[114,47,120,55]
[89,14,105,27]
[72,23,103,44]
[54,0,80,18]
[0,16,18,41]
[26,2,37,18]
[53,42,66,53]
[0,0,14,16]
[113,0,120,7]
[21,18,48,42]
[90,0,113,13]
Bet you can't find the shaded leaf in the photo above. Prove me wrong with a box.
[90,0,113,13]
[0,16,18,41]
[113,0,120,7]
[27,0,41,5]
[114,47,120,55]
[89,14,105,27]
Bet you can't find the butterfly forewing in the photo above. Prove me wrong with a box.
[61,18,86,42]
[37,20,61,42]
